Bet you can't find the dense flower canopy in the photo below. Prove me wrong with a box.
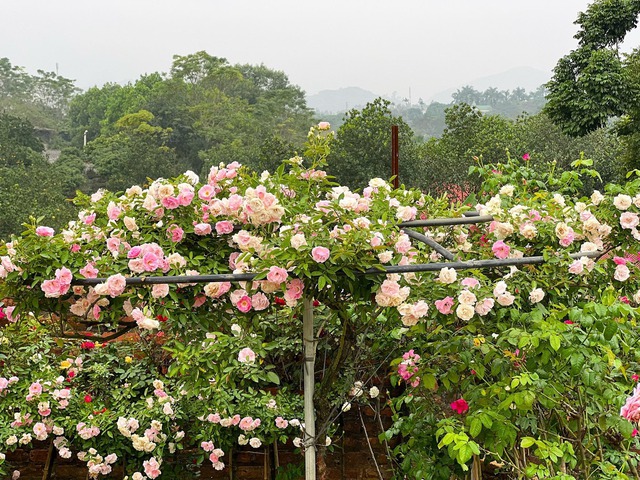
[3,126,640,478]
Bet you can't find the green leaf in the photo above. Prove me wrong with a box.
[266,371,280,385]
[520,437,536,448]
[469,418,482,438]
[549,334,561,351]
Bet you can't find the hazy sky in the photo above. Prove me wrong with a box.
[4,0,640,101]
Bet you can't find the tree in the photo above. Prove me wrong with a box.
[86,110,184,192]
[329,98,421,189]
[545,0,640,137]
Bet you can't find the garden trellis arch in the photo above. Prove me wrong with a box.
[68,211,601,480]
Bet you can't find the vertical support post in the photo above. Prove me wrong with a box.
[303,295,316,480]
[391,125,399,189]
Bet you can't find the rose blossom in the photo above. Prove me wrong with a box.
[492,240,510,259]
[194,223,212,235]
[437,267,457,284]
[622,384,640,422]
[106,274,127,297]
[35,226,54,237]
[236,295,252,313]
[151,284,170,299]
[435,297,454,315]
[529,288,545,304]
[266,266,288,285]
[614,194,633,210]
[311,246,330,263]
[238,348,256,364]
[456,304,474,321]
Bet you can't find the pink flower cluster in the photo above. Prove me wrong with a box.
[201,441,225,470]
[238,416,261,432]
[398,350,421,387]
[41,267,72,298]
[127,243,168,274]
[375,277,410,307]
[77,422,100,440]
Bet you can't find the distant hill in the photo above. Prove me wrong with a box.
[430,66,550,103]
[306,87,380,114]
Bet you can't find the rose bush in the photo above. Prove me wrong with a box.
[2,125,640,478]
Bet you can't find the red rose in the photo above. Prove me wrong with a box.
[450,398,469,415]
[84,394,92,403]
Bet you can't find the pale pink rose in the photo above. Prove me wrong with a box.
[395,235,412,254]
[493,281,508,296]
[317,121,331,130]
[204,282,232,299]
[167,224,184,243]
[251,292,270,311]
[529,288,545,303]
[83,213,96,225]
[474,298,495,316]
[128,258,145,273]
[615,264,631,282]
[435,297,454,315]
[311,246,330,263]
[194,223,212,235]
[33,422,48,441]
[239,416,255,431]
[496,292,515,306]
[198,185,216,201]
[275,416,288,428]
[29,382,43,396]
[438,267,457,284]
[35,226,54,237]
[42,279,63,298]
[396,206,417,222]
[142,252,161,272]
[162,196,180,209]
[620,212,640,229]
[290,233,307,250]
[215,221,235,235]
[151,284,170,299]
[106,237,121,254]
[236,295,252,313]
[107,202,122,220]
[238,347,256,364]
[285,279,304,300]
[492,240,510,259]
[266,266,288,285]
[460,277,480,289]
[370,235,383,247]
[380,279,400,297]
[569,259,584,274]
[106,274,127,297]
[143,457,162,479]
[177,190,194,206]
[622,384,640,422]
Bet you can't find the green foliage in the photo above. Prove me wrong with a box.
[328,98,422,189]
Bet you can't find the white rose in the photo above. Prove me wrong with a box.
[455,303,474,321]
[249,438,262,448]
[529,288,545,304]
[591,190,604,205]
[369,386,380,398]
[438,267,457,284]
[499,185,515,197]
[613,194,633,211]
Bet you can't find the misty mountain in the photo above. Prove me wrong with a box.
[429,66,550,103]
[306,87,380,114]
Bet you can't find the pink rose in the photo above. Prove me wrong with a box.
[107,202,122,220]
[143,457,162,479]
[194,223,212,235]
[238,347,256,364]
[622,384,640,422]
[5,306,18,323]
[178,190,194,206]
[215,221,235,235]
[460,277,480,289]
[198,185,216,201]
[492,240,510,259]
[151,284,170,299]
[162,196,180,209]
[311,246,330,263]
[266,266,288,285]
[435,297,454,315]
[251,292,270,311]
[285,278,304,303]
[127,246,142,259]
[106,273,127,297]
[167,224,184,243]
[142,252,161,272]
[236,295,252,313]
[35,226,54,237]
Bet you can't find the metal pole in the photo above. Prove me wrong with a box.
[391,125,399,189]
[303,295,316,479]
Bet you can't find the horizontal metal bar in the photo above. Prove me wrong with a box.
[71,251,600,286]
[372,251,600,274]
[398,215,493,228]
[402,228,455,261]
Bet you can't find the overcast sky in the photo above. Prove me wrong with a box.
[4,0,640,101]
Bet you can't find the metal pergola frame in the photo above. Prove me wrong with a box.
[70,213,600,479]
